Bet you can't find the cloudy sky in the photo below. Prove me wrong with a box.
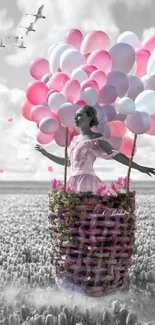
[0,0,155,182]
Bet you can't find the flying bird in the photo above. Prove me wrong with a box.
[25,5,46,22]
[0,38,5,48]
[19,22,36,35]
[12,40,26,49]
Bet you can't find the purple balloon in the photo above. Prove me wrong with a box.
[103,123,111,138]
[92,120,105,133]
[109,136,123,150]
[145,75,155,91]
[41,73,51,83]
[126,111,150,134]
[98,84,117,104]
[39,117,59,134]
[127,76,144,100]
[94,103,105,121]
[113,113,127,122]
[109,43,135,74]
[102,104,116,121]
[107,70,129,97]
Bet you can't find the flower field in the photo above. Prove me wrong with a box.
[0,191,155,325]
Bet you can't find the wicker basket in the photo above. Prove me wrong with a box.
[48,190,136,297]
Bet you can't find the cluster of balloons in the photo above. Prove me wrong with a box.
[21,29,155,157]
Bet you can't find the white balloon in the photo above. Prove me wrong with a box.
[39,117,59,134]
[147,48,155,76]
[115,97,135,115]
[128,61,137,75]
[48,92,65,113]
[48,43,62,57]
[135,89,155,115]
[58,103,79,128]
[80,87,97,105]
[49,43,72,73]
[117,31,141,49]
[60,48,85,75]
[126,111,150,134]
[71,67,88,83]
[141,74,149,85]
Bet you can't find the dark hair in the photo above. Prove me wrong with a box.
[82,105,99,127]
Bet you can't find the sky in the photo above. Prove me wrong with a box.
[0,0,155,182]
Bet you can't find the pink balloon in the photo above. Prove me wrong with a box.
[54,125,72,147]
[90,70,107,89]
[120,136,137,157]
[81,64,97,77]
[81,30,110,55]
[87,50,112,73]
[113,113,127,122]
[20,100,33,121]
[47,72,70,91]
[109,43,135,74]
[109,136,123,150]
[66,28,83,50]
[107,70,129,97]
[102,104,116,122]
[75,99,86,106]
[98,84,117,104]
[145,75,155,91]
[146,114,155,135]
[36,131,54,144]
[108,121,127,137]
[127,76,144,100]
[63,79,81,102]
[135,48,151,78]
[126,111,151,134]
[30,105,57,123]
[143,35,155,53]
[26,81,49,105]
[29,58,50,80]
[39,117,59,134]
[47,89,59,99]
[81,79,99,92]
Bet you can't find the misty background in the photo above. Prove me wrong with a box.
[0,0,155,183]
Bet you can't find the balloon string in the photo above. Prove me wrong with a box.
[126,133,137,198]
[64,127,68,192]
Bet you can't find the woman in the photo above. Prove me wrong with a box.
[35,105,155,192]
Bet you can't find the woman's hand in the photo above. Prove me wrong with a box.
[35,144,47,156]
[137,165,155,177]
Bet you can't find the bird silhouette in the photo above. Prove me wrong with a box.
[0,38,5,48]
[19,22,36,35]
[25,5,46,22]
[12,40,26,49]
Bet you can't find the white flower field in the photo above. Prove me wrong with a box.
[0,191,155,325]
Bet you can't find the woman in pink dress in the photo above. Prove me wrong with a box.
[35,105,155,192]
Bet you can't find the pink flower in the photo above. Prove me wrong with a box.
[117,177,125,186]
[66,185,72,192]
[122,176,132,190]
[50,178,64,189]
[95,183,107,195]
[111,181,120,192]
[51,178,57,189]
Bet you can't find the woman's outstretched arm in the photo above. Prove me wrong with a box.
[35,145,71,167]
[98,138,155,177]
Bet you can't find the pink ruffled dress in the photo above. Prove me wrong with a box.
[67,135,119,193]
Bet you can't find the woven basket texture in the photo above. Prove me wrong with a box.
[48,191,136,296]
